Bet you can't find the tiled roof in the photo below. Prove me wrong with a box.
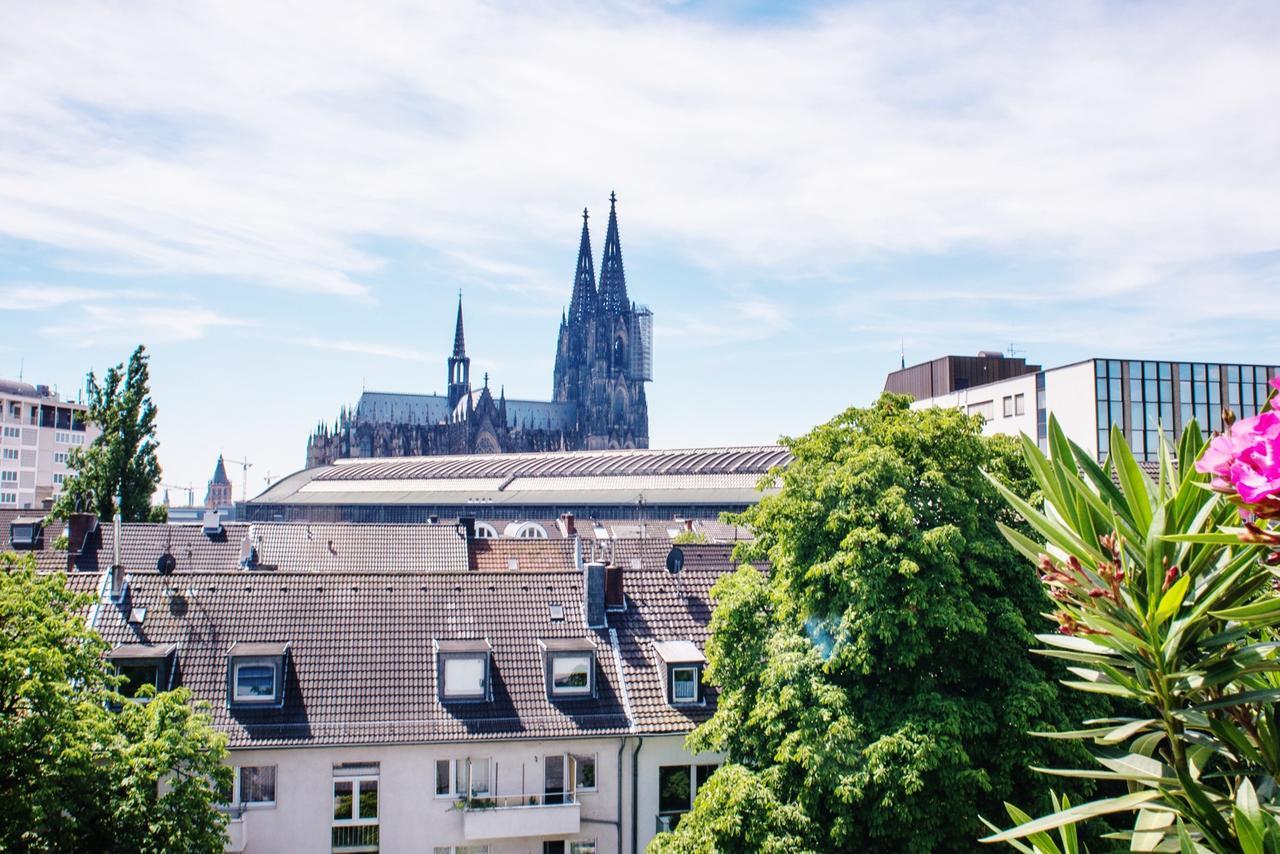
[77,540,749,747]
[250,523,468,572]
[468,539,577,572]
[93,570,633,747]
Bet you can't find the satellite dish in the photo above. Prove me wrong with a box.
[665,546,684,575]
[156,553,176,576]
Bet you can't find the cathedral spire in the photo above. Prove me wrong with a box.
[452,291,466,358]
[598,191,628,315]
[568,207,597,323]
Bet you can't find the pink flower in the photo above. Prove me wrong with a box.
[1196,410,1280,507]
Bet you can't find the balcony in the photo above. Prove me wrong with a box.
[462,794,581,841]
[224,817,247,853]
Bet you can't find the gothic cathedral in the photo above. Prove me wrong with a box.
[306,194,652,467]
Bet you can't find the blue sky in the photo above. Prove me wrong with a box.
[1,0,1277,502]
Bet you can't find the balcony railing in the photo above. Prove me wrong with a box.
[331,824,379,853]
[461,792,581,841]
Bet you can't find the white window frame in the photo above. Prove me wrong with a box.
[232,765,277,808]
[549,653,593,697]
[569,842,598,854]
[2,448,17,460]
[0,493,15,505]
[232,659,278,703]
[2,426,19,438]
[571,753,597,793]
[1002,396,1013,417]
[441,654,488,700]
[0,471,16,483]
[671,666,699,703]
[1014,393,1026,416]
[434,757,491,799]
[332,768,379,852]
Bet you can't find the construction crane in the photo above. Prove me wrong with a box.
[159,482,195,507]
[224,458,254,503]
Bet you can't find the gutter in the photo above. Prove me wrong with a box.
[630,736,645,854]
[616,737,627,854]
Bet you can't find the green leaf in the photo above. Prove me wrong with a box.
[1111,424,1154,533]
[1132,808,1175,852]
[1211,598,1280,625]
[1098,718,1161,745]
[979,790,1163,844]
[1155,572,1192,626]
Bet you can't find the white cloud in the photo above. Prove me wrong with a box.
[0,284,101,310]
[41,304,247,346]
[293,336,433,363]
[0,0,1274,311]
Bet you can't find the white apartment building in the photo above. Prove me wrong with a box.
[894,356,1279,462]
[15,517,736,853]
[0,378,99,510]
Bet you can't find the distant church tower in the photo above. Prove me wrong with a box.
[554,192,651,450]
[205,455,233,508]
[447,294,471,410]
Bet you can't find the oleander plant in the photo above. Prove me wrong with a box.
[981,377,1280,852]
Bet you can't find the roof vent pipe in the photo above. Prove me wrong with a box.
[584,561,606,629]
[110,492,124,601]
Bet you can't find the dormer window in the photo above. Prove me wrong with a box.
[435,639,492,702]
[106,643,176,701]
[539,638,596,699]
[8,517,42,550]
[653,640,706,706]
[226,641,289,708]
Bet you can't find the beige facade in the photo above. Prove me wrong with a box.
[0,379,99,511]
[223,735,721,854]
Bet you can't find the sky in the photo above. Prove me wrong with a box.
[1,0,1278,503]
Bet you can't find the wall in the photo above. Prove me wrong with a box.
[911,373,1038,442]
[230,736,626,854]
[632,735,725,853]
[1043,361,1099,459]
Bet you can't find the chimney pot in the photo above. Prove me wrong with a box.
[605,562,624,610]
[561,512,576,537]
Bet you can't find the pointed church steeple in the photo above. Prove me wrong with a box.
[447,291,471,410]
[598,191,628,315]
[568,207,597,323]
[452,291,467,358]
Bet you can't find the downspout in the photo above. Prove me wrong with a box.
[616,737,626,854]
[630,736,644,854]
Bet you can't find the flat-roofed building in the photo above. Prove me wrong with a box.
[0,378,99,510]
[248,445,792,524]
[901,356,1279,462]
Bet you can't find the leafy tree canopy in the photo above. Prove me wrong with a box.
[0,553,230,853]
[51,344,161,522]
[651,394,1107,852]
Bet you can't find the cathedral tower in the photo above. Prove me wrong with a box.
[447,294,471,410]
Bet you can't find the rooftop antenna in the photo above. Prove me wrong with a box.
[1007,343,1024,358]
[900,338,906,370]
[17,357,22,383]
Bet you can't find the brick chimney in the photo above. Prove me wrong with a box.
[560,512,576,537]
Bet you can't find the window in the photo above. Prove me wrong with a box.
[333,764,379,853]
[658,763,719,830]
[0,493,15,505]
[234,766,276,805]
[435,758,490,798]
[234,661,277,701]
[2,426,18,439]
[965,401,993,423]
[0,471,15,482]
[551,654,592,696]
[52,473,65,485]
[226,642,289,707]
[541,843,597,854]
[434,847,490,854]
[672,666,698,703]
[574,754,596,791]
[1002,396,1013,417]
[53,451,67,464]
[117,662,161,699]
[6,402,18,418]
[442,656,486,699]
[2,448,16,460]
[1014,393,1025,416]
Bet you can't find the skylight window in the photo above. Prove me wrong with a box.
[539,638,596,699]
[234,663,277,701]
[225,641,290,708]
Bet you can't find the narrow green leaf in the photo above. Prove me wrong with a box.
[1211,598,1280,625]
[1111,424,1154,532]
[979,790,1162,844]
[1194,688,1280,712]
[1155,572,1192,626]
[1098,718,1160,745]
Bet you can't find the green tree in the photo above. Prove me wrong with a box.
[651,394,1105,852]
[0,553,230,852]
[51,345,161,523]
